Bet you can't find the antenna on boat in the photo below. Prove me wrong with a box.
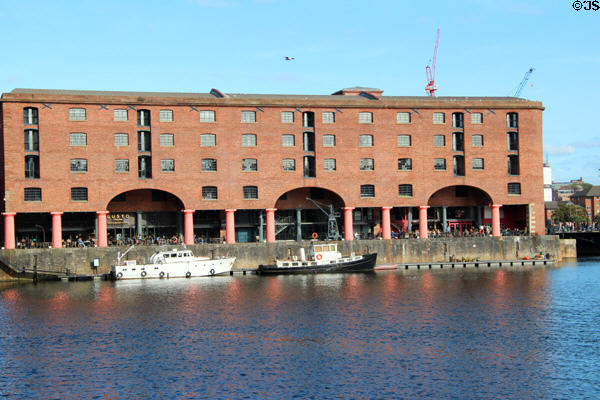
[306,198,342,241]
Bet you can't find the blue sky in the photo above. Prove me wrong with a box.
[1,0,597,183]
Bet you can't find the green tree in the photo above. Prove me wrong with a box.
[594,214,600,225]
[552,203,588,225]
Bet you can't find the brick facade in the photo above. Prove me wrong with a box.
[0,88,545,246]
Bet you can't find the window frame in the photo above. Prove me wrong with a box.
[398,184,413,197]
[360,158,374,171]
[200,134,216,147]
[397,135,411,147]
[202,186,218,200]
[70,158,88,173]
[398,158,412,171]
[359,134,374,147]
[24,187,42,202]
[433,112,445,124]
[360,184,375,198]
[115,159,130,173]
[472,134,484,147]
[159,109,173,122]
[201,158,217,172]
[199,110,215,122]
[358,112,373,124]
[113,109,128,121]
[282,158,296,171]
[472,158,484,170]
[242,158,258,172]
[160,133,174,147]
[243,186,258,200]
[322,111,335,124]
[433,135,445,147]
[24,107,39,125]
[71,187,88,202]
[396,112,411,124]
[241,134,257,147]
[434,158,446,170]
[241,111,256,123]
[281,111,294,124]
[471,112,483,124]
[323,135,336,147]
[281,134,295,147]
[323,158,336,171]
[160,159,175,172]
[69,132,87,146]
[69,108,86,121]
[114,133,129,147]
[508,182,522,195]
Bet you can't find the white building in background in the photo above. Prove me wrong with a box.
[543,162,553,202]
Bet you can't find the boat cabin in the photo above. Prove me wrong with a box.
[308,243,342,262]
[149,249,196,264]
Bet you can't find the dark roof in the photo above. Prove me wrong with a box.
[1,88,544,109]
[573,186,600,197]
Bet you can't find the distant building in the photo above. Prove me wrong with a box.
[571,186,600,222]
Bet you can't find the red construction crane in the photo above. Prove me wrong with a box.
[425,28,440,96]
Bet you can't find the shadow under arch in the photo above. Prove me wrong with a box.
[105,189,186,243]
[272,187,345,241]
[427,185,492,207]
[426,185,493,234]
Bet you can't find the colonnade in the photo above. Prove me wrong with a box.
[1,205,504,249]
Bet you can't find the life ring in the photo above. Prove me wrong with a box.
[116,272,123,279]
[312,232,318,239]
[209,269,215,276]
[159,271,165,278]
[185,271,191,278]
[141,270,147,277]
[316,254,323,261]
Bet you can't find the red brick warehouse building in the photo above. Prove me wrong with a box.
[0,87,544,248]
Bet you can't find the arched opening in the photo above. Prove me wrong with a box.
[105,189,185,245]
[428,185,492,235]
[273,187,345,241]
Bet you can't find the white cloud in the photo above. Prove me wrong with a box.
[544,144,576,155]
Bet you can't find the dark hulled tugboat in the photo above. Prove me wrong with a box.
[258,243,377,275]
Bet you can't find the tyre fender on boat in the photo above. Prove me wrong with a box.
[185,271,191,278]
[141,270,147,277]
[116,272,123,279]
[209,269,215,276]
[312,232,318,239]
[159,271,165,278]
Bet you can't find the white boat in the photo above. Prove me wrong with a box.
[111,247,235,280]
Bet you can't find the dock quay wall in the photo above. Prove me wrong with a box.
[0,236,573,280]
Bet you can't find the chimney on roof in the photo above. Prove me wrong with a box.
[332,87,383,99]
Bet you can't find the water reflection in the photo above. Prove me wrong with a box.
[1,263,599,399]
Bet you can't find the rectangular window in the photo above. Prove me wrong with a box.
[241,134,257,147]
[508,155,519,175]
[159,110,173,122]
[200,134,216,147]
[281,111,294,123]
[471,113,483,124]
[70,133,87,146]
[24,187,42,202]
[452,112,464,128]
[24,129,39,151]
[433,135,445,147]
[360,184,375,198]
[453,132,464,151]
[472,135,484,147]
[358,112,373,124]
[397,112,411,124]
[161,159,175,172]
[71,187,88,201]
[160,134,174,146]
[115,159,129,172]
[324,159,336,171]
[282,134,295,147]
[507,112,518,129]
[398,184,413,197]
[508,183,521,195]
[323,135,336,147]
[114,109,128,121]
[434,158,446,170]
[472,158,484,170]
[507,132,519,151]
[283,159,296,171]
[242,158,257,171]
[70,159,87,172]
[243,186,258,199]
[397,135,411,147]
[25,155,39,179]
[201,159,217,172]
[360,158,374,171]
[200,110,215,122]
[322,112,335,124]
[69,108,86,121]
[137,110,151,126]
[359,135,373,147]
[433,112,445,124]
[24,108,39,125]
[113,133,128,147]
[138,131,151,152]
[138,156,152,178]
[202,186,218,200]
[454,155,465,176]
[241,111,256,123]
[398,158,412,171]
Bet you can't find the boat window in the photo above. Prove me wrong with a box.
[315,246,322,252]
[292,262,298,266]
[282,263,289,266]
[330,261,335,264]
[329,245,336,251]
[302,262,308,266]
